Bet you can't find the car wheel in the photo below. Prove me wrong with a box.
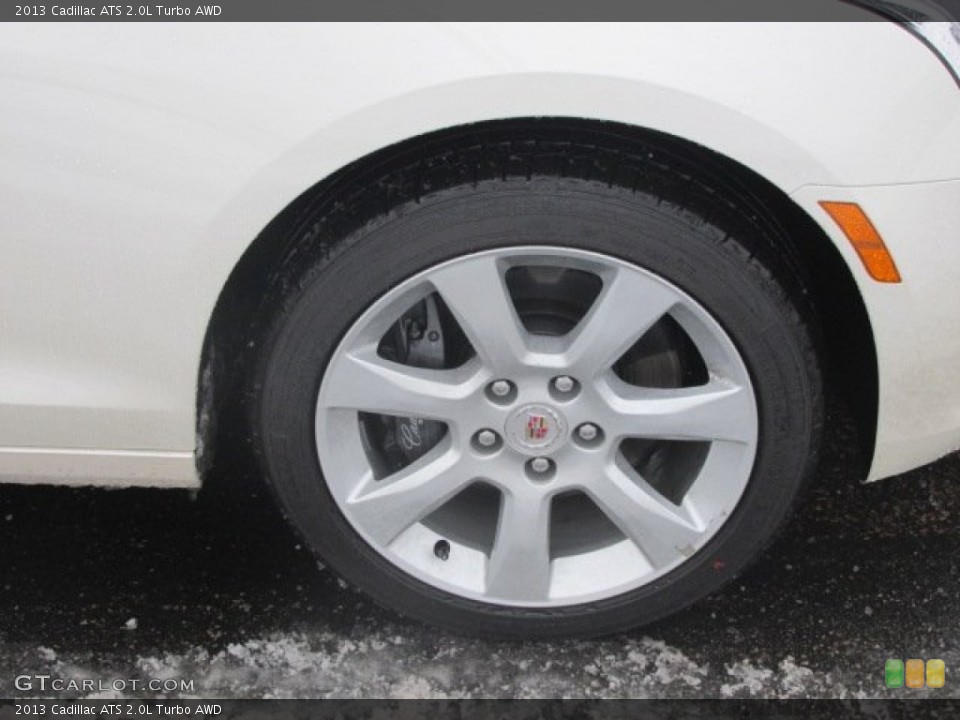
[253,167,821,638]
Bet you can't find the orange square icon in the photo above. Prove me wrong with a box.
[905,659,925,688]
[927,659,946,689]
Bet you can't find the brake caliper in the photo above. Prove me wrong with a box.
[380,295,447,469]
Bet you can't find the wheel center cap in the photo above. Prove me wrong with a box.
[504,403,568,455]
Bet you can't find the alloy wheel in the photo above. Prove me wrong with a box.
[315,246,758,607]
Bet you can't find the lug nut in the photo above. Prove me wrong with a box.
[476,429,498,447]
[490,379,512,397]
[553,376,575,393]
[530,457,551,474]
[577,423,599,442]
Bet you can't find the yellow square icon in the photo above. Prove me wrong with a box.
[906,659,925,688]
[927,659,946,689]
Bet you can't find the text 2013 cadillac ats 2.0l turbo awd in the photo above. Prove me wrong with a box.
[2,14,959,637]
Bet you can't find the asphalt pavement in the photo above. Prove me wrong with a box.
[1,407,959,699]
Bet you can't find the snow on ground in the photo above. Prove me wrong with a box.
[2,622,853,699]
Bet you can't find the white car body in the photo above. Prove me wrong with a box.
[1,20,959,487]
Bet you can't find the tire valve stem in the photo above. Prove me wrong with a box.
[433,539,451,561]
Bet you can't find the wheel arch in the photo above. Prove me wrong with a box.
[196,118,877,481]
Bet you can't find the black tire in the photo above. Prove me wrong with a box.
[252,160,822,638]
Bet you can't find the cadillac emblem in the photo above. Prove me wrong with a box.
[505,404,567,455]
[526,414,549,441]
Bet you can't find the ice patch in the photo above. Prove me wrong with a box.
[389,676,437,699]
[647,639,707,689]
[720,660,774,697]
[779,655,816,697]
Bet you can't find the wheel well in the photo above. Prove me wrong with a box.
[196,118,877,480]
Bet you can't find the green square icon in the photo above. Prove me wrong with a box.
[886,659,905,688]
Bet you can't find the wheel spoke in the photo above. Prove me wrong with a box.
[345,443,473,546]
[322,349,484,422]
[604,379,755,444]
[485,488,552,601]
[563,266,677,375]
[587,459,702,570]
[428,254,529,371]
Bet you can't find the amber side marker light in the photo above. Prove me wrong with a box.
[819,201,902,283]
